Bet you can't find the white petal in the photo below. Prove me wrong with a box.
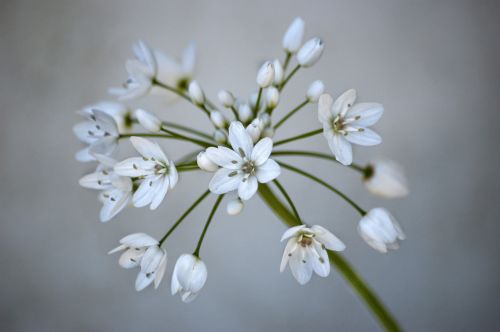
[149,176,170,210]
[255,159,281,183]
[311,225,346,251]
[79,172,113,190]
[347,103,384,127]
[238,176,258,201]
[75,147,95,162]
[333,89,356,117]
[140,246,165,274]
[99,189,131,222]
[318,93,334,124]
[228,122,253,158]
[73,122,97,144]
[133,176,161,208]
[130,137,167,162]
[209,168,244,194]
[311,241,330,277]
[251,138,273,166]
[154,254,168,289]
[135,271,154,291]
[114,157,153,177]
[88,137,117,157]
[120,233,158,247]
[280,238,298,272]
[281,225,306,242]
[328,134,353,165]
[182,42,196,74]
[168,163,178,189]
[93,110,119,136]
[118,248,145,269]
[205,147,242,169]
[345,128,382,146]
[289,247,313,285]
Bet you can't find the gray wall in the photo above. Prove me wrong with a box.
[1,0,499,331]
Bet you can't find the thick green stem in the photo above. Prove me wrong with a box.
[274,128,323,147]
[258,184,401,332]
[274,100,309,130]
[272,150,365,173]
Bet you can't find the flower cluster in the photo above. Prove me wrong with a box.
[74,17,408,305]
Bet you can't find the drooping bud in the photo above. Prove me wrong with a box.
[246,119,262,143]
[297,38,324,67]
[197,151,218,172]
[273,59,284,85]
[171,254,208,303]
[210,111,226,129]
[238,103,253,123]
[188,80,205,105]
[306,80,325,103]
[217,90,235,108]
[135,109,161,132]
[282,17,305,54]
[364,160,409,199]
[266,87,280,109]
[358,208,405,253]
[213,129,227,144]
[256,61,275,88]
[226,198,244,216]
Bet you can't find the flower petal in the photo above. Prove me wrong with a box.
[130,136,167,162]
[238,176,258,200]
[327,134,352,165]
[311,225,346,251]
[288,247,313,285]
[119,233,158,247]
[347,102,383,127]
[345,128,382,146]
[205,146,242,169]
[333,89,356,117]
[281,225,306,242]
[280,238,298,272]
[228,121,253,158]
[255,159,281,183]
[114,157,153,177]
[168,163,178,189]
[149,175,170,210]
[318,93,334,124]
[251,138,273,166]
[209,168,243,194]
[135,271,154,291]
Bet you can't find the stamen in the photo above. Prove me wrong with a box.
[133,164,138,170]
[228,171,238,177]
[238,147,245,157]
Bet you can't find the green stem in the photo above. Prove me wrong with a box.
[258,184,401,332]
[277,161,366,215]
[272,150,365,173]
[163,121,213,140]
[193,194,224,257]
[274,100,309,130]
[230,106,239,120]
[160,127,213,148]
[254,87,263,115]
[159,190,211,245]
[273,179,302,223]
[282,52,292,72]
[152,79,192,103]
[274,128,323,147]
[279,64,300,91]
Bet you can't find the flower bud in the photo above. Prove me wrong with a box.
[171,254,207,303]
[238,103,253,123]
[261,126,275,138]
[197,151,218,172]
[246,119,262,143]
[297,38,324,67]
[358,208,405,253]
[282,17,305,53]
[226,198,244,216]
[217,90,235,107]
[256,61,275,88]
[213,129,227,144]
[306,80,325,103]
[364,160,409,199]
[249,92,263,111]
[135,109,161,132]
[258,113,271,128]
[188,80,205,105]
[273,59,284,85]
[265,87,280,109]
[210,111,226,129]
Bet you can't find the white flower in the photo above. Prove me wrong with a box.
[188,80,205,106]
[226,197,244,216]
[266,86,280,109]
[358,208,405,253]
[246,119,262,143]
[238,103,253,123]
[80,154,133,222]
[280,225,345,285]
[114,137,178,210]
[306,80,325,103]
[364,160,409,198]
[80,101,133,133]
[197,151,218,172]
[318,91,383,165]
[206,122,281,200]
[297,37,324,67]
[73,108,119,162]
[256,61,275,88]
[109,40,157,100]
[218,90,235,107]
[273,59,284,85]
[282,17,305,53]
[210,111,226,129]
[171,254,207,303]
[135,109,162,132]
[108,233,167,291]
[154,42,196,92]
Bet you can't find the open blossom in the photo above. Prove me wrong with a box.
[79,154,132,222]
[73,108,119,162]
[171,254,208,303]
[114,137,178,210]
[280,225,345,285]
[206,122,281,200]
[364,160,409,198]
[154,42,196,92]
[108,233,167,291]
[318,90,384,165]
[358,208,405,253]
[81,101,133,133]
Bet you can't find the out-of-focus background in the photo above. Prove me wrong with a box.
[1,0,499,331]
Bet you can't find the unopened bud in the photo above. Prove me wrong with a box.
[297,38,324,67]
[217,90,235,108]
[135,109,161,132]
[261,126,275,138]
[188,80,205,105]
[226,198,244,216]
[197,151,218,172]
[246,119,262,143]
[258,113,271,128]
[282,17,305,54]
[266,87,280,109]
[238,103,253,123]
[306,80,325,103]
[210,111,226,128]
[273,59,284,85]
[256,61,275,88]
[213,130,227,144]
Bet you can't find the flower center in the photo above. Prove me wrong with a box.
[241,160,255,175]
[332,116,345,133]
[298,233,315,247]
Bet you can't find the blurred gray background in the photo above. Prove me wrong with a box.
[1,0,499,331]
